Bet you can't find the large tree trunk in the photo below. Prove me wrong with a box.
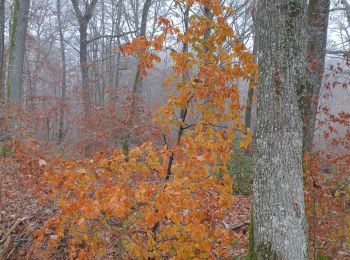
[303,0,330,152]
[57,0,67,144]
[7,0,30,104]
[253,0,308,259]
[0,0,5,101]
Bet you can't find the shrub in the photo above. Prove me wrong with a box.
[228,141,254,196]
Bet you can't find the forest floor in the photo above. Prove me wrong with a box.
[0,157,252,259]
[0,158,53,259]
[1,156,349,259]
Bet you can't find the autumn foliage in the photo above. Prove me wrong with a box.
[15,0,258,258]
[1,1,350,259]
[304,59,350,258]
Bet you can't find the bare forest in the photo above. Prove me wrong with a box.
[0,0,349,259]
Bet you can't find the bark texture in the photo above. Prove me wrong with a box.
[303,0,330,151]
[0,0,5,100]
[7,0,30,103]
[253,0,308,259]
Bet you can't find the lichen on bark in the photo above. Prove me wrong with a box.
[253,0,308,259]
[255,242,282,260]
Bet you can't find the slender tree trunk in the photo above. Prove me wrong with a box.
[114,2,122,89]
[165,5,190,180]
[71,0,98,116]
[303,0,330,152]
[341,0,350,27]
[6,0,30,104]
[244,10,258,130]
[91,38,103,106]
[0,0,5,101]
[124,0,152,148]
[131,0,152,94]
[244,53,257,131]
[57,0,67,144]
[115,42,121,89]
[253,0,308,259]
[79,22,91,114]
[100,0,106,105]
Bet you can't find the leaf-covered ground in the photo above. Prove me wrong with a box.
[1,155,350,259]
[0,157,252,259]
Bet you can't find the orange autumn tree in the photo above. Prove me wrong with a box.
[32,0,257,258]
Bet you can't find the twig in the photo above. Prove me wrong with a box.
[87,30,137,44]
[231,221,250,231]
[165,46,178,53]
[5,247,16,260]
[0,217,29,244]
[0,135,11,142]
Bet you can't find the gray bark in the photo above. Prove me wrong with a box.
[131,0,152,94]
[71,0,98,115]
[57,0,67,144]
[253,0,308,259]
[7,0,30,104]
[0,0,5,100]
[303,0,330,152]
[244,9,258,130]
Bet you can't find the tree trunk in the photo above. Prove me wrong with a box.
[341,0,350,28]
[125,0,152,148]
[131,0,152,94]
[244,10,258,130]
[57,0,67,144]
[303,0,330,152]
[0,0,5,101]
[114,1,122,89]
[253,0,308,259]
[165,5,190,180]
[6,0,30,104]
[71,0,98,116]
[79,22,91,114]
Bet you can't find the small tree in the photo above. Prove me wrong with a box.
[31,1,257,258]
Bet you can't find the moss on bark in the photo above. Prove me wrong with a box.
[245,209,255,259]
[255,242,282,260]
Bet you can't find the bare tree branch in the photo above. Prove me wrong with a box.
[329,7,347,12]
[326,50,350,55]
[87,30,137,44]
